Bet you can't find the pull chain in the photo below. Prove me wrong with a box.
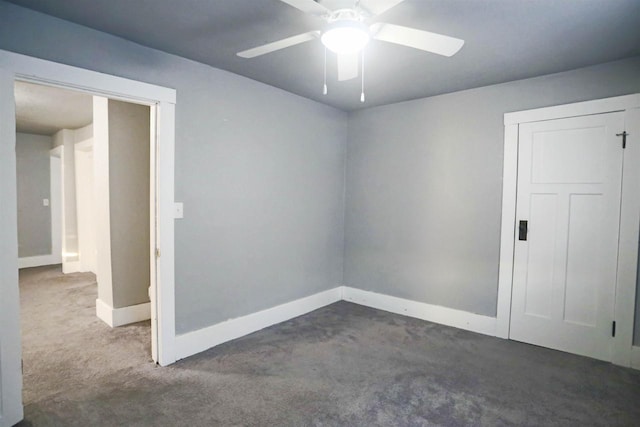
[360,49,365,103]
[323,47,328,95]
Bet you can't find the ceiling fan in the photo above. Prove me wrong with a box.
[237,0,464,86]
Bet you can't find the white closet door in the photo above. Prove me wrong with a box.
[510,112,625,361]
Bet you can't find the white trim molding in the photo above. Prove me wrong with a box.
[504,94,640,125]
[95,298,112,326]
[0,49,177,368]
[631,346,640,371]
[0,68,22,426]
[17,254,61,269]
[96,299,151,328]
[0,51,176,104]
[174,285,503,362]
[174,287,343,361]
[343,287,497,337]
[495,123,519,339]
[62,260,83,274]
[612,107,640,367]
[498,94,640,367]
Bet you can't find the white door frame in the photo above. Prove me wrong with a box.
[0,49,178,426]
[74,138,96,273]
[50,145,63,265]
[496,93,640,367]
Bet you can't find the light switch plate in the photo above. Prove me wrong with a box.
[174,202,184,219]
[43,198,49,207]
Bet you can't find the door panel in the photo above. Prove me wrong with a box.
[510,112,624,361]
[524,194,557,318]
[531,126,606,184]
[564,194,601,327]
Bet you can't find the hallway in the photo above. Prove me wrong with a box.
[19,265,152,420]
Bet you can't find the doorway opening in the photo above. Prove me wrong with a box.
[14,81,156,409]
[495,94,640,367]
[0,51,177,426]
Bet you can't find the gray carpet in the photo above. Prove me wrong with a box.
[17,265,640,426]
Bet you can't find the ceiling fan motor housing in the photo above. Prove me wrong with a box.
[321,9,370,53]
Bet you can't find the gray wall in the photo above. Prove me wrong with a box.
[108,100,150,309]
[3,1,638,344]
[0,1,347,334]
[346,56,640,340]
[15,132,52,257]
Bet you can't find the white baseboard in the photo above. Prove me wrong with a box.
[174,287,343,361]
[96,298,151,328]
[18,254,62,269]
[632,346,640,370]
[62,260,83,274]
[174,286,498,362]
[96,298,113,326]
[342,287,497,337]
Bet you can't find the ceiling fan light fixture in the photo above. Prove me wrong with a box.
[321,20,370,54]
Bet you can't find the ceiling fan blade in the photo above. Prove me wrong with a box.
[370,23,464,57]
[358,0,405,17]
[337,52,359,81]
[237,31,320,58]
[278,0,331,17]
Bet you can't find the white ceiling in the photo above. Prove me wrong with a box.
[7,0,640,111]
[15,81,92,135]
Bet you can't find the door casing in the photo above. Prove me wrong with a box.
[0,49,178,427]
[496,94,640,367]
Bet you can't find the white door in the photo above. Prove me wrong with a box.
[0,71,23,426]
[510,112,625,361]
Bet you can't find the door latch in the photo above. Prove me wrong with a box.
[612,321,616,337]
[518,220,528,241]
[616,131,628,149]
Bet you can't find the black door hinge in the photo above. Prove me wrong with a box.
[616,131,628,149]
[612,321,616,337]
